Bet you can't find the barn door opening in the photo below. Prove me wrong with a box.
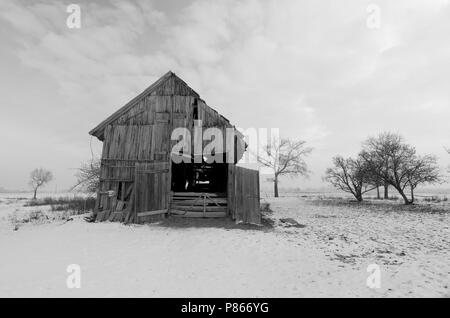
[170,158,228,218]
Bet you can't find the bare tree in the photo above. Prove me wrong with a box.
[258,138,311,197]
[405,155,441,203]
[324,155,377,202]
[71,159,101,193]
[29,168,53,200]
[361,132,441,204]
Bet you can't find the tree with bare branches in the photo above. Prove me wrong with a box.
[29,168,53,200]
[71,159,101,193]
[324,155,377,202]
[258,138,312,197]
[404,155,441,203]
[361,132,441,204]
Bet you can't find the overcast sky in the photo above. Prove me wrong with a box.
[0,0,449,191]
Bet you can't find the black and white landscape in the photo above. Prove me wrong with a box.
[0,0,449,298]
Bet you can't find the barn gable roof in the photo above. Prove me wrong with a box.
[89,71,203,140]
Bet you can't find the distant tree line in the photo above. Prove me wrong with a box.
[324,132,442,205]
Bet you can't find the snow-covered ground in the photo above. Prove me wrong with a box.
[0,194,448,297]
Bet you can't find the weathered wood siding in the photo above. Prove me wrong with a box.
[135,162,170,223]
[228,165,261,225]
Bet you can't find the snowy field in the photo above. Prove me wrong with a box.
[0,193,449,298]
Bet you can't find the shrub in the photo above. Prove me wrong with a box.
[28,210,48,223]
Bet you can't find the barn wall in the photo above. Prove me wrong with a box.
[96,93,176,221]
[227,165,261,225]
[95,83,202,221]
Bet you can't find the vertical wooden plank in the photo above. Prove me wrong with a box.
[233,166,261,225]
[256,170,261,224]
[227,164,232,217]
[134,165,138,223]
[243,168,248,223]
[168,94,174,212]
[228,164,235,219]
[235,167,241,222]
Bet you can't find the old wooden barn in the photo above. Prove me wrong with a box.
[89,71,261,225]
